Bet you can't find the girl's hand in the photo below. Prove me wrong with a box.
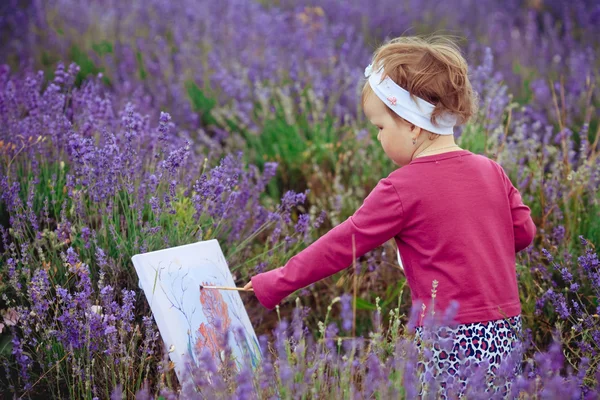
[243,281,253,291]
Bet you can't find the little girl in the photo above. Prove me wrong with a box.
[244,35,536,397]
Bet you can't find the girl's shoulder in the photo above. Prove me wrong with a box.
[386,151,507,187]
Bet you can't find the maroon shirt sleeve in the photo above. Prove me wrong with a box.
[500,167,536,252]
[250,178,404,310]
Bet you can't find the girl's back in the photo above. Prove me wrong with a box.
[391,149,535,325]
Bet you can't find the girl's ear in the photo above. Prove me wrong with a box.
[411,125,422,139]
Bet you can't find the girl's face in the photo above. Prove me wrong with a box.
[363,92,421,167]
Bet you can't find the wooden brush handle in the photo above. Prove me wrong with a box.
[201,285,254,292]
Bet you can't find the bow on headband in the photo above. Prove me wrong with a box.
[364,63,457,135]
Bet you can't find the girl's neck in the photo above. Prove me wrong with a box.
[413,137,461,159]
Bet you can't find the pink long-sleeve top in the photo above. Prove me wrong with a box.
[250,150,536,325]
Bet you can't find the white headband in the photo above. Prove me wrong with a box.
[364,63,457,135]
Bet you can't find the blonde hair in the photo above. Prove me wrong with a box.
[362,35,478,131]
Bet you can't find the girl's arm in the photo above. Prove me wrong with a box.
[250,178,404,310]
[501,169,536,252]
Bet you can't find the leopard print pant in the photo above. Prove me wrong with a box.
[414,315,523,399]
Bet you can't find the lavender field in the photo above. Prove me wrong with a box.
[0,0,599,398]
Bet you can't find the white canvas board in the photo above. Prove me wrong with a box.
[131,239,261,381]
[397,248,404,271]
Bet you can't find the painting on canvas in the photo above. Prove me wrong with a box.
[131,239,261,381]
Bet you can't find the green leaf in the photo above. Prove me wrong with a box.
[70,44,108,87]
[355,298,376,311]
[136,51,147,80]
[185,80,217,126]
[91,40,113,56]
[382,280,405,308]
[0,333,13,356]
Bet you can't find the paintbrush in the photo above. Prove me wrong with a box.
[199,284,254,292]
